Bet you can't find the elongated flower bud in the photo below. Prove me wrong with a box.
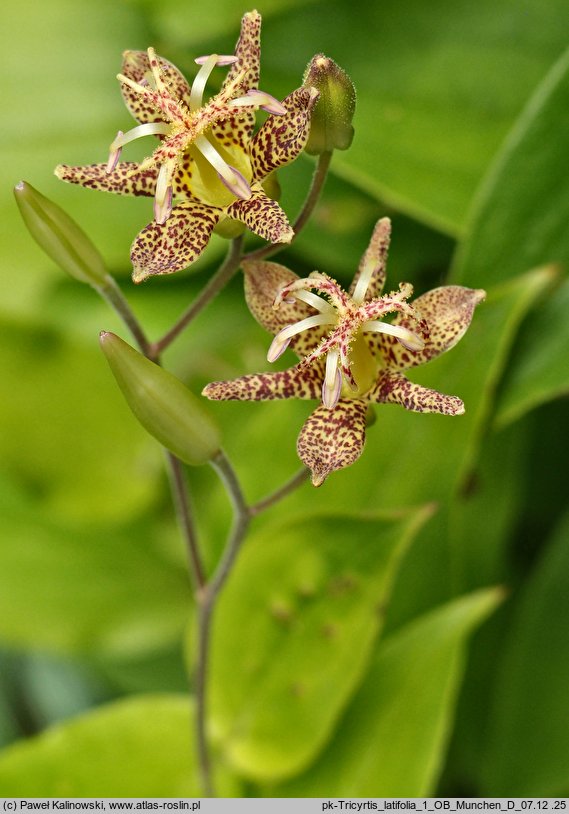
[14,181,107,286]
[100,332,221,466]
[303,54,356,155]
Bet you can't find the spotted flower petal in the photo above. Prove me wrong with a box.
[120,50,192,124]
[251,86,319,180]
[349,217,391,302]
[54,162,159,197]
[55,11,318,279]
[370,371,465,415]
[297,399,368,486]
[204,218,485,485]
[226,188,293,244]
[243,260,329,356]
[374,286,486,370]
[131,201,221,282]
[212,9,261,145]
[203,359,325,402]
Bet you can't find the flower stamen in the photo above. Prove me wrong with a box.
[322,350,342,409]
[230,89,287,115]
[267,314,334,362]
[194,135,252,199]
[363,320,425,351]
[190,54,219,112]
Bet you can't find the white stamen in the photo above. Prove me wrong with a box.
[153,185,172,224]
[106,131,123,173]
[352,258,377,305]
[290,290,336,314]
[217,166,252,200]
[363,320,425,351]
[229,90,287,115]
[267,314,333,362]
[267,334,291,363]
[190,54,218,111]
[194,135,252,199]
[195,55,238,66]
[110,122,172,152]
[322,350,342,409]
[155,162,172,206]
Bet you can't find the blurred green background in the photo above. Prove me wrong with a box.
[1,0,569,797]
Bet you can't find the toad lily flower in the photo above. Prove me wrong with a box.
[55,11,318,282]
[203,218,486,486]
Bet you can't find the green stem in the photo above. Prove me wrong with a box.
[243,151,333,263]
[194,454,310,795]
[249,467,309,516]
[151,236,244,357]
[98,276,151,357]
[166,453,205,591]
[196,451,250,796]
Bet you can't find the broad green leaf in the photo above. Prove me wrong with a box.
[483,511,569,795]
[452,46,569,287]
[0,317,160,523]
[0,476,189,657]
[208,506,433,781]
[1,0,149,314]
[383,422,525,632]
[494,277,569,428]
[448,423,528,592]
[273,588,502,796]
[0,695,239,796]
[263,0,569,234]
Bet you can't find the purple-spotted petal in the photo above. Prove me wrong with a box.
[349,217,391,302]
[297,399,368,487]
[130,201,221,282]
[226,187,294,244]
[250,86,319,181]
[373,286,486,370]
[370,371,465,415]
[203,359,325,402]
[243,260,329,356]
[54,162,159,197]
[223,10,261,94]
[213,10,261,145]
[120,50,192,123]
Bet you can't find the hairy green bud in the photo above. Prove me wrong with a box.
[100,332,221,466]
[303,54,356,155]
[14,181,107,286]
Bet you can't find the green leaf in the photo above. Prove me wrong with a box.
[494,277,569,428]
[0,695,240,796]
[0,476,189,657]
[273,588,502,796]
[263,0,569,234]
[144,0,320,49]
[483,511,569,795]
[452,46,569,287]
[0,317,160,523]
[2,0,151,315]
[208,506,434,781]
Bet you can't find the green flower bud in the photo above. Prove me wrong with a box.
[303,54,356,155]
[14,181,107,286]
[100,332,221,466]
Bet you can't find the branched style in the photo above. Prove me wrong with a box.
[55,11,318,282]
[204,218,486,486]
